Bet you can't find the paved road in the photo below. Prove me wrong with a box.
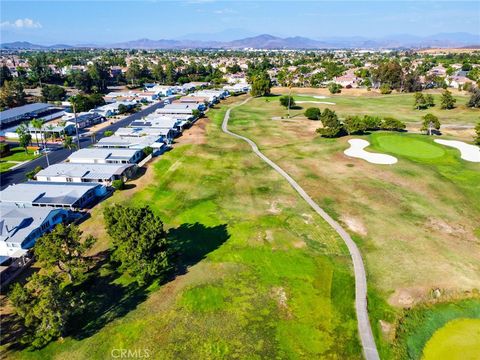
[0,99,174,190]
[222,98,380,360]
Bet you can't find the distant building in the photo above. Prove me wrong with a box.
[0,103,65,131]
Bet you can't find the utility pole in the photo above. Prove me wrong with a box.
[72,100,81,149]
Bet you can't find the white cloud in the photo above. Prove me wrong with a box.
[1,18,42,29]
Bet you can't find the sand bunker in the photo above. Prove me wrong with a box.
[434,139,480,162]
[344,139,398,165]
[298,95,329,99]
[297,101,336,105]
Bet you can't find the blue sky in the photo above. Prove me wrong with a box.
[1,1,479,44]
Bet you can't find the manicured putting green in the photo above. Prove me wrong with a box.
[374,134,445,159]
[422,318,480,360]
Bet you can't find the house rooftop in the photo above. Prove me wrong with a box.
[68,148,139,162]
[0,181,100,207]
[36,163,134,180]
[0,205,63,245]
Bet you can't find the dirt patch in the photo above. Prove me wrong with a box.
[293,240,306,248]
[268,201,281,214]
[425,218,467,237]
[379,320,395,341]
[271,287,291,318]
[265,230,274,243]
[301,213,313,224]
[341,215,368,236]
[389,287,428,308]
[176,118,209,145]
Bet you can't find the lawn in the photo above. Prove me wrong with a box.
[393,299,480,360]
[372,134,446,159]
[0,147,40,173]
[422,318,480,360]
[3,97,361,359]
[226,95,480,359]
[286,90,479,125]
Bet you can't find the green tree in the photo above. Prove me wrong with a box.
[0,79,26,109]
[316,108,344,137]
[9,273,72,348]
[421,113,441,135]
[328,83,342,94]
[126,61,142,86]
[249,71,272,97]
[103,130,114,137]
[440,89,456,109]
[362,115,382,130]
[425,94,435,108]
[0,65,13,87]
[467,89,480,108]
[143,146,153,156]
[304,107,321,120]
[87,62,110,93]
[379,83,392,94]
[63,135,76,150]
[112,179,125,190]
[344,115,367,135]
[69,93,105,112]
[29,119,44,147]
[372,60,403,90]
[103,205,172,285]
[28,53,52,87]
[382,117,406,131]
[414,92,427,110]
[26,165,43,180]
[279,95,295,108]
[16,123,32,152]
[117,104,128,114]
[41,84,66,102]
[35,224,95,283]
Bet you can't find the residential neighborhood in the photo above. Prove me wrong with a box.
[0,80,247,288]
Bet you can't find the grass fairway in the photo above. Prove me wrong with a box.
[3,97,361,359]
[284,90,480,126]
[422,318,480,360]
[373,134,446,159]
[225,95,480,359]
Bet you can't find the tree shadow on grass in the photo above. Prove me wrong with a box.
[68,222,229,341]
[168,222,230,274]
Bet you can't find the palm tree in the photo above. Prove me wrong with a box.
[30,119,43,147]
[45,124,55,143]
[63,135,77,151]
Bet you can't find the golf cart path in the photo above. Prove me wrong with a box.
[221,98,380,360]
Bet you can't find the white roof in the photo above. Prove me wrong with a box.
[95,135,164,148]
[68,148,139,162]
[0,205,66,246]
[0,181,100,207]
[36,163,134,180]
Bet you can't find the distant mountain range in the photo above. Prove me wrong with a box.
[2,33,479,50]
